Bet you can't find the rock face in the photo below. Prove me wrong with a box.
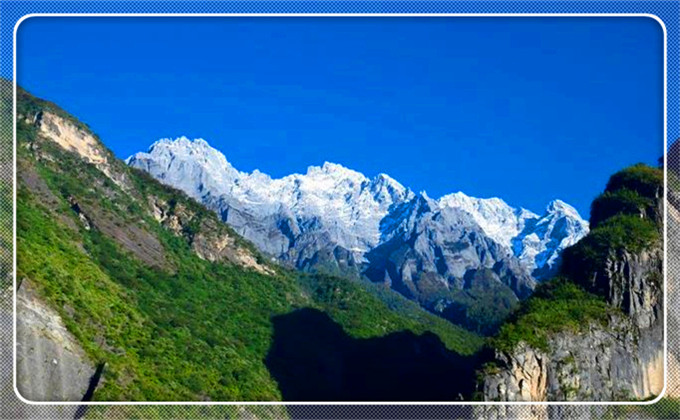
[599,247,663,330]
[147,196,273,275]
[363,194,536,303]
[483,313,663,401]
[482,247,664,401]
[18,95,129,191]
[34,111,106,166]
[0,284,83,420]
[481,165,664,402]
[127,137,588,312]
[16,279,97,401]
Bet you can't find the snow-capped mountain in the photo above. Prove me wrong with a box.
[128,138,415,264]
[438,192,540,248]
[512,199,590,280]
[127,137,589,306]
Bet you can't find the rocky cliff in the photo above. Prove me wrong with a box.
[481,164,664,402]
[482,312,662,401]
[16,279,99,402]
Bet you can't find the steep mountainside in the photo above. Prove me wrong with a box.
[480,164,664,401]
[15,88,482,402]
[128,138,588,331]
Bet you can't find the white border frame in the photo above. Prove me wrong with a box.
[11,13,669,406]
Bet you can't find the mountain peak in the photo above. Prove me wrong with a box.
[147,136,215,155]
[545,199,582,218]
[322,161,359,175]
[374,172,400,185]
[126,136,242,198]
[371,173,412,203]
[439,191,510,209]
[304,161,367,185]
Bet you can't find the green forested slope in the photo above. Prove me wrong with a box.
[16,88,482,401]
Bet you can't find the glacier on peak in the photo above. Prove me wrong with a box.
[127,136,589,286]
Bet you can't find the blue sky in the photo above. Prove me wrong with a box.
[16,17,663,217]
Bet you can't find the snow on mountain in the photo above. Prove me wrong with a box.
[127,137,589,283]
[126,137,243,198]
[127,137,414,255]
[512,199,590,279]
[438,192,539,248]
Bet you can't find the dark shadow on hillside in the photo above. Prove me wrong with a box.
[265,308,479,404]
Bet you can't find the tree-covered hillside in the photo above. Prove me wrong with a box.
[15,88,482,401]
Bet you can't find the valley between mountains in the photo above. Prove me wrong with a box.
[15,87,664,404]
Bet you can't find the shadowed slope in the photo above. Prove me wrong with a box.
[266,308,478,402]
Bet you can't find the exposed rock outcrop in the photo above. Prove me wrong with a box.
[482,312,663,401]
[0,285,83,420]
[364,195,536,302]
[480,164,664,402]
[34,111,106,166]
[16,279,98,401]
[20,105,129,190]
[598,247,663,330]
[148,196,273,275]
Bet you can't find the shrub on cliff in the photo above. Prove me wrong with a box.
[492,278,610,352]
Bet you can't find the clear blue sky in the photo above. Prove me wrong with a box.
[16,17,663,217]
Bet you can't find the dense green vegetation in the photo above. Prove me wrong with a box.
[605,163,663,200]
[590,163,663,229]
[297,273,482,353]
[561,164,662,291]
[490,163,663,353]
[19,167,310,400]
[590,188,654,229]
[492,278,612,352]
[16,89,482,401]
[440,269,519,335]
